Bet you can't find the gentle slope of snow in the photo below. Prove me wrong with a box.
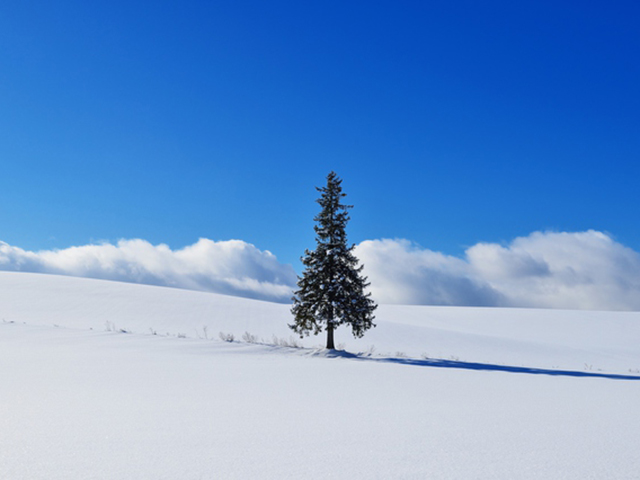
[1,271,639,479]
[1,271,637,373]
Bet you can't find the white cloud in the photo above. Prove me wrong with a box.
[3,230,640,310]
[0,238,297,302]
[354,239,503,306]
[356,231,640,311]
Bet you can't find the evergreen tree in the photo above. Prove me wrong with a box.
[290,171,377,349]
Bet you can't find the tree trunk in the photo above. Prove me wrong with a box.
[326,323,335,350]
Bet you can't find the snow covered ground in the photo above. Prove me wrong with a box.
[1,271,639,479]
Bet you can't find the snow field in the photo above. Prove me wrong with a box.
[1,271,639,479]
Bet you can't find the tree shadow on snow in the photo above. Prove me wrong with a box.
[320,350,640,381]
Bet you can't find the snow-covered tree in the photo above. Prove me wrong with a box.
[290,171,377,349]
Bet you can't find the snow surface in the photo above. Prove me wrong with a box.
[1,271,639,479]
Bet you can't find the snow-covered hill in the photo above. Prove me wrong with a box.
[1,271,639,479]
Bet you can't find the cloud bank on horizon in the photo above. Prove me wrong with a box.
[2,230,640,311]
[356,230,640,311]
[0,238,297,303]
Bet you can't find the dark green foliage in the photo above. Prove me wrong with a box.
[290,172,377,349]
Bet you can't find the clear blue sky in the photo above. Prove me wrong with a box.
[1,0,639,270]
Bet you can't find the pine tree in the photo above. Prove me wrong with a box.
[290,171,377,349]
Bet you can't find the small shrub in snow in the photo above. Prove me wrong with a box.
[271,335,302,348]
[219,332,234,342]
[177,332,186,339]
[242,331,258,343]
[361,345,376,357]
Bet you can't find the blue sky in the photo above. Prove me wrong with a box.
[1,0,639,272]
